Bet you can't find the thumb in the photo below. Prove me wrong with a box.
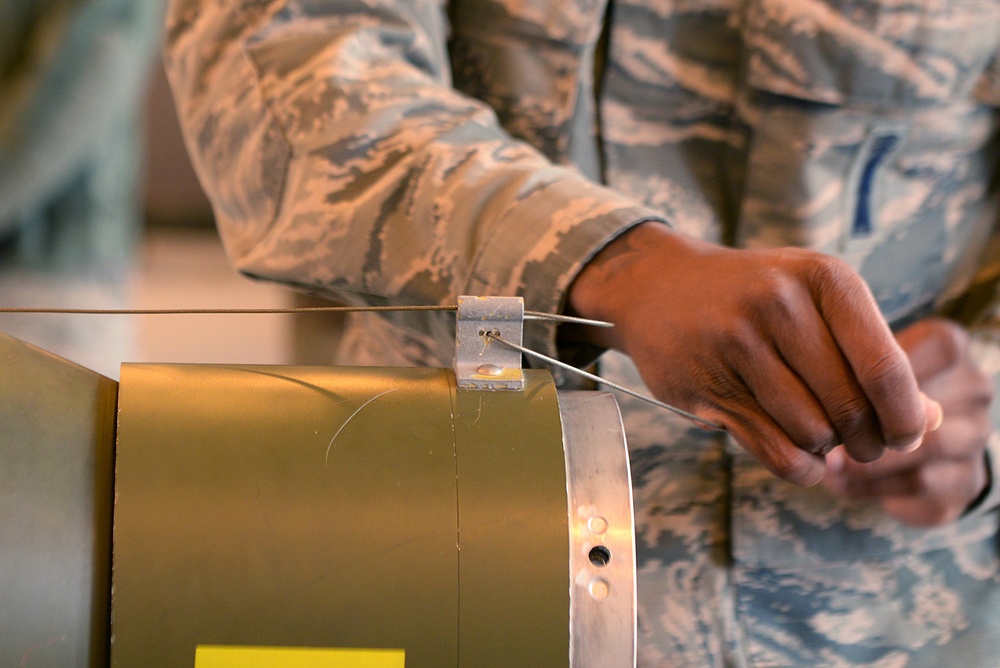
[922,391,944,433]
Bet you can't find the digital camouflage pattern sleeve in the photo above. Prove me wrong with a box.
[163,0,664,367]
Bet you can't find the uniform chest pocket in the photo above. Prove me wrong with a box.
[734,0,1000,324]
[740,0,1000,108]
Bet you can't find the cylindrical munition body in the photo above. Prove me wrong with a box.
[1,332,635,667]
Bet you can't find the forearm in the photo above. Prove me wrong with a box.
[564,221,694,350]
[165,0,661,360]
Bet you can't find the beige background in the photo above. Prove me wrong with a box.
[132,64,343,371]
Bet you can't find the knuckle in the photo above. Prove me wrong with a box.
[863,350,913,390]
[753,267,797,303]
[794,424,838,456]
[806,253,854,281]
[844,440,885,463]
[861,355,925,446]
[723,321,760,359]
[806,256,879,319]
[701,363,747,405]
[770,450,820,486]
[711,326,767,388]
[751,271,800,320]
[807,255,864,295]
[829,394,872,434]
[725,265,792,325]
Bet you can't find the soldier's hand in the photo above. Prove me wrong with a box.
[822,318,993,526]
[566,223,939,486]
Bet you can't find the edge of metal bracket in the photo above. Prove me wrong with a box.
[454,296,525,391]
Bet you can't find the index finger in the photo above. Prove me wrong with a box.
[808,257,925,452]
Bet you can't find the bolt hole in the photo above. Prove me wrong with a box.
[588,545,611,567]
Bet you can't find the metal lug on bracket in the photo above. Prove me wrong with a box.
[454,296,524,391]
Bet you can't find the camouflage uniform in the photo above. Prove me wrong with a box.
[164,0,1000,665]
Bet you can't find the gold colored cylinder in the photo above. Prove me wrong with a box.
[111,365,571,667]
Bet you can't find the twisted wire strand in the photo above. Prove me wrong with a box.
[0,302,715,424]
[0,304,612,328]
[485,332,725,431]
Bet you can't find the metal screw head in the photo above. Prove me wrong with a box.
[588,579,610,601]
[588,516,608,534]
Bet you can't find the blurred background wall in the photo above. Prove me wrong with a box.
[135,62,344,372]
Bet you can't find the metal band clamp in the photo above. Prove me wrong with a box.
[453,296,524,391]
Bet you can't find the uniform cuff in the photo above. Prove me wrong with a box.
[462,171,667,385]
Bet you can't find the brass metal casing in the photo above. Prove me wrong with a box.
[111,365,571,666]
[1,330,635,667]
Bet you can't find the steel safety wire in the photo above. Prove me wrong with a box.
[484,332,725,431]
[0,303,719,429]
[0,304,612,328]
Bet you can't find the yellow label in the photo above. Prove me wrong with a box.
[194,646,405,668]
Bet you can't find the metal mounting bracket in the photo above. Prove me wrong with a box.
[453,296,524,391]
